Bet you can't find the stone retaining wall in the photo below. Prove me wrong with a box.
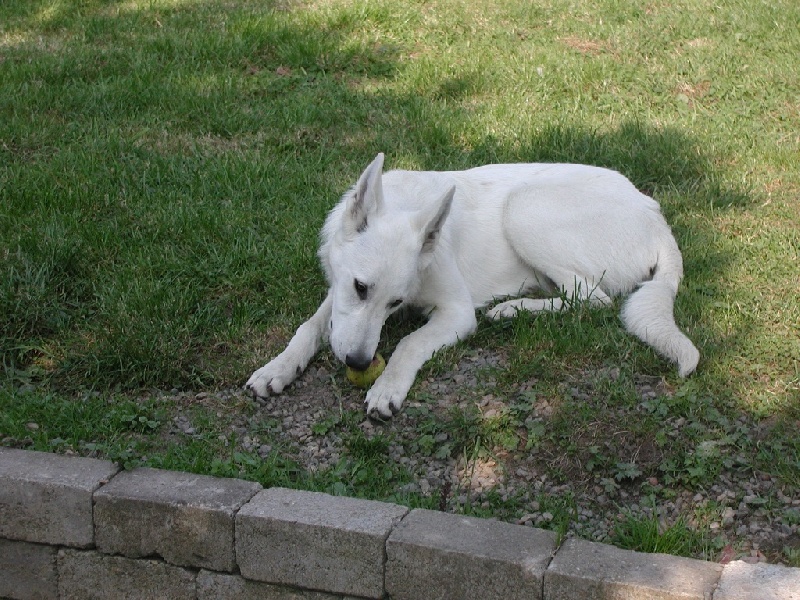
[1,447,798,599]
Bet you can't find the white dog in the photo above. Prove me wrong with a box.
[247,154,699,418]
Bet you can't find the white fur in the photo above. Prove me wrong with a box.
[246,154,699,418]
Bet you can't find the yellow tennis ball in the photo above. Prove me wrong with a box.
[346,353,386,388]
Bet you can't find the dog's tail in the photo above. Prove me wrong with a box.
[620,236,699,377]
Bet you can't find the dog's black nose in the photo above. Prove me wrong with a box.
[345,353,373,372]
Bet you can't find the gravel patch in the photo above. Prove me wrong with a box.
[134,350,800,565]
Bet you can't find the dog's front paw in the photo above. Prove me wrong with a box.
[364,379,408,420]
[245,358,301,398]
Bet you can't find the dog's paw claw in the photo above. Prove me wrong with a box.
[364,380,407,419]
[247,358,301,398]
[367,407,387,422]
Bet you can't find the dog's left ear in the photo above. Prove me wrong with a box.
[419,185,455,254]
[343,153,385,237]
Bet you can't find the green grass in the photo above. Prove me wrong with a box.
[2,0,799,563]
[612,498,713,557]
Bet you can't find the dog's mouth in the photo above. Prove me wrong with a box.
[344,352,380,372]
[361,356,382,370]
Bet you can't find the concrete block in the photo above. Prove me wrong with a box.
[236,487,408,598]
[715,560,800,600]
[0,447,118,547]
[385,508,557,600]
[545,537,721,600]
[58,549,195,600]
[196,570,352,599]
[94,467,260,571]
[0,538,58,600]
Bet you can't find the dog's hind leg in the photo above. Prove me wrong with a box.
[486,272,611,319]
[246,292,333,397]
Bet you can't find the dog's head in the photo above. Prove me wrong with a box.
[320,153,455,370]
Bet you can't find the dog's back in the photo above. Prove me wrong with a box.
[372,164,677,305]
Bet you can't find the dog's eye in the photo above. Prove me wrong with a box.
[354,279,368,299]
[389,299,403,309]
